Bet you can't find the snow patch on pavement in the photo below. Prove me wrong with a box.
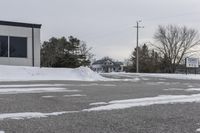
[188,85,194,88]
[196,128,200,132]
[0,83,116,88]
[75,83,116,87]
[89,102,108,106]
[186,88,200,91]
[164,88,186,91]
[0,84,66,88]
[120,78,141,82]
[0,65,107,81]
[141,78,149,81]
[0,111,78,120]
[0,131,5,133]
[0,87,79,94]
[42,96,56,98]
[63,94,86,97]
[84,94,200,111]
[165,88,200,92]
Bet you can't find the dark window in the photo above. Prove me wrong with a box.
[0,36,8,57]
[10,37,27,58]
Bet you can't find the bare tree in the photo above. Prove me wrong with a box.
[79,41,94,65]
[153,25,200,73]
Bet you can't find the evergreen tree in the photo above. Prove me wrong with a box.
[41,36,92,68]
[129,44,162,73]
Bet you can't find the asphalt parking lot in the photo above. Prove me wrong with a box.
[0,74,200,133]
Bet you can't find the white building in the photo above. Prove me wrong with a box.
[91,58,124,73]
[0,20,41,67]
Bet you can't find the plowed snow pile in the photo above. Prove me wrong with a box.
[0,65,107,81]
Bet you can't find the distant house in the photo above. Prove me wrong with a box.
[91,58,124,73]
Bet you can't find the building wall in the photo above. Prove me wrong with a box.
[0,25,41,67]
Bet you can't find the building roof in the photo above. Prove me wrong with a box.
[92,59,123,66]
[115,62,123,65]
[0,20,42,29]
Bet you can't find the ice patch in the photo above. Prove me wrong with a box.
[0,87,79,94]
[83,94,200,111]
[63,94,86,97]
[0,111,78,120]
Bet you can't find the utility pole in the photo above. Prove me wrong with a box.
[134,20,144,73]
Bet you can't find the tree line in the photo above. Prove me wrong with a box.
[41,25,200,73]
[126,25,200,73]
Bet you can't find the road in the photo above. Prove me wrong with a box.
[0,74,200,133]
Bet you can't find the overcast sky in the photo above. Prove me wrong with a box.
[1,0,200,61]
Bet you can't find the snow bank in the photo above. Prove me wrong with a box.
[0,65,107,81]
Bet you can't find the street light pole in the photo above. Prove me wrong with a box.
[134,20,143,73]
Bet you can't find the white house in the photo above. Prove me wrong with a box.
[91,58,124,73]
[0,20,41,67]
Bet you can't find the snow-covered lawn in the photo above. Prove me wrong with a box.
[1,65,199,82]
[138,73,200,80]
[0,65,106,81]
[104,72,200,80]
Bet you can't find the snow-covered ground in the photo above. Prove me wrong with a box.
[0,65,107,81]
[139,73,200,80]
[104,72,200,80]
[0,87,79,94]
[0,111,78,120]
[1,65,200,82]
[84,94,200,111]
[197,128,200,132]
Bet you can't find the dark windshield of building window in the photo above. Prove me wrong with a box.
[10,37,27,58]
[0,36,8,57]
